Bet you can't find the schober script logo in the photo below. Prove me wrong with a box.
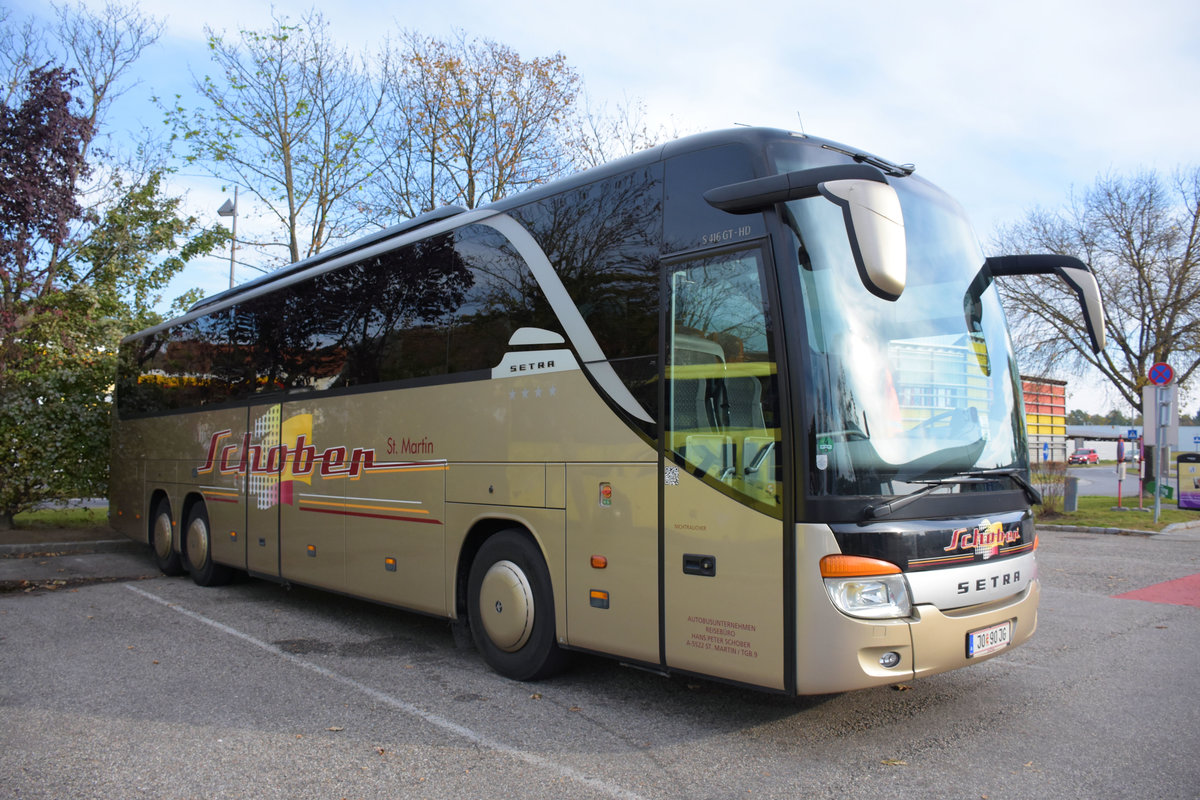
[943,519,1021,560]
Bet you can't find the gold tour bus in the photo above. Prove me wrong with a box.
[110,127,1106,694]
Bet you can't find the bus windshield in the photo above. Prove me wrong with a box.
[781,166,1028,498]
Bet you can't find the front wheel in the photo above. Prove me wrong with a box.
[467,530,568,681]
[183,503,233,587]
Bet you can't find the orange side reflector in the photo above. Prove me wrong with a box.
[590,555,607,569]
[819,554,901,578]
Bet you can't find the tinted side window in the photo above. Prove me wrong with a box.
[117,224,557,415]
[446,224,561,373]
[509,166,663,429]
[116,332,169,416]
[246,233,475,393]
[116,308,250,416]
[664,145,764,254]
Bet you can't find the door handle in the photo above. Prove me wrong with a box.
[682,553,716,577]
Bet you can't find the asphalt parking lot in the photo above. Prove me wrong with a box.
[2,527,1198,800]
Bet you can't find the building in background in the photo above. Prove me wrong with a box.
[1023,376,1067,463]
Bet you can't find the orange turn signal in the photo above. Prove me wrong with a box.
[590,555,607,569]
[819,554,901,578]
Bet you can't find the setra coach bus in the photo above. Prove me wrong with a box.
[110,127,1106,694]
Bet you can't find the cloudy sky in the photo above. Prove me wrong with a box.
[9,0,1199,411]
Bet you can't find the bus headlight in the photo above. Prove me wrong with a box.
[820,554,912,620]
[823,575,912,619]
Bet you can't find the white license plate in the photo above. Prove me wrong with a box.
[967,621,1012,658]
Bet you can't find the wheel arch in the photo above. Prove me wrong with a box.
[454,517,541,621]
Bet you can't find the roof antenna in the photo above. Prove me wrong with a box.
[796,112,806,135]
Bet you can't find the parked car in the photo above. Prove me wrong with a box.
[1068,448,1099,464]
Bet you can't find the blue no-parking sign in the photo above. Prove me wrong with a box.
[1148,362,1174,386]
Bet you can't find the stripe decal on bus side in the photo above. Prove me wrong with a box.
[297,493,442,525]
[478,213,654,424]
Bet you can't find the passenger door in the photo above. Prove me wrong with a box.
[661,246,786,690]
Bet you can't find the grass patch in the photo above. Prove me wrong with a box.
[12,506,109,529]
[1037,495,1198,532]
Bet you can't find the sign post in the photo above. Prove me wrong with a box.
[1116,437,1125,509]
[1139,436,1146,510]
[1146,362,1176,523]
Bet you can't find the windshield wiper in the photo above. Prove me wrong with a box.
[862,468,1042,520]
[959,467,1043,506]
[863,475,992,520]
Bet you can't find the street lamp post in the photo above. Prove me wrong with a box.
[217,186,238,289]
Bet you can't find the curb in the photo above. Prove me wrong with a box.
[0,539,143,558]
[1039,524,1157,536]
[1039,519,1200,537]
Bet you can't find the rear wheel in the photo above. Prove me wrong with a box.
[150,499,184,576]
[467,530,567,681]
[183,503,233,587]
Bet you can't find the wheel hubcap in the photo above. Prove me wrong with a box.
[153,513,173,561]
[186,516,209,569]
[478,560,534,652]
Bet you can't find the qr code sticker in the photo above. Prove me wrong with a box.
[663,464,680,486]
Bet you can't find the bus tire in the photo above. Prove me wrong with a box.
[183,502,233,587]
[150,498,185,576]
[467,530,567,681]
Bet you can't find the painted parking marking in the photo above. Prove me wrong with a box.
[1112,573,1200,608]
[125,584,649,800]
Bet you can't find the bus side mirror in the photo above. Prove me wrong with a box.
[703,164,907,302]
[985,255,1107,353]
[818,179,906,301]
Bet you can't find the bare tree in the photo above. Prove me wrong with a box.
[167,9,385,264]
[995,167,1200,410]
[570,92,685,170]
[50,1,163,162]
[368,30,581,220]
[0,8,49,106]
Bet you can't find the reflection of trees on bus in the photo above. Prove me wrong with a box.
[511,167,662,362]
[252,233,475,389]
[116,163,668,422]
[508,165,663,425]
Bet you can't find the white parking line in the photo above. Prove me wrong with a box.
[126,584,649,800]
